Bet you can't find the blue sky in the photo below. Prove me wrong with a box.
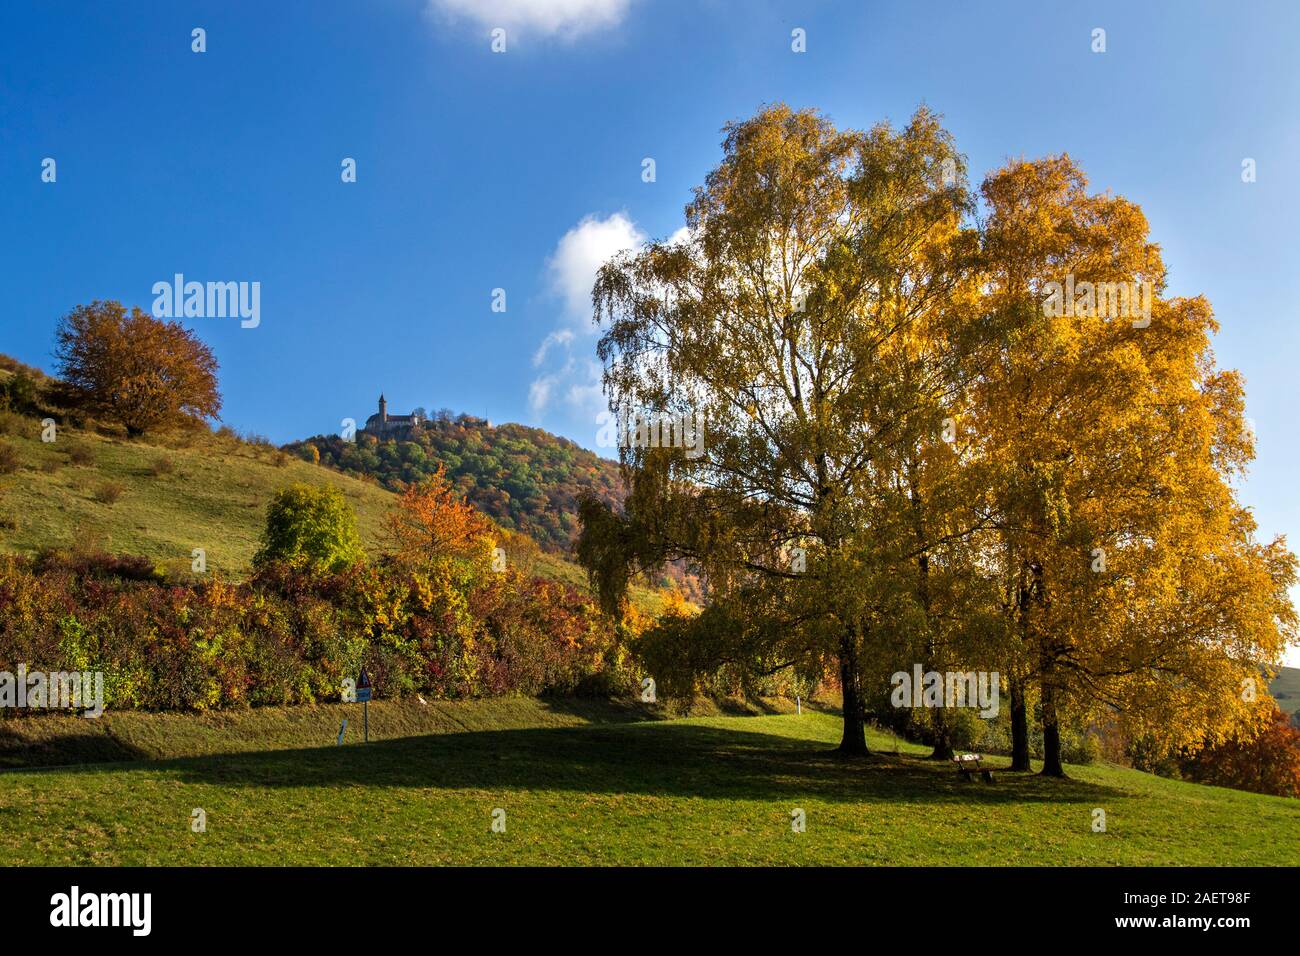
[2,1,1298,658]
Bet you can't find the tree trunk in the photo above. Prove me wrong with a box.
[1009,674,1031,771]
[1039,683,1065,777]
[929,706,955,760]
[837,631,869,756]
[907,469,951,761]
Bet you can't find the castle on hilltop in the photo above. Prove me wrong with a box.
[362,394,420,435]
[361,394,491,437]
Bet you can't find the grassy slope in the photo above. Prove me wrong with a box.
[1,706,1295,866]
[0,697,671,767]
[0,420,394,575]
[0,403,661,609]
[1270,666,1300,715]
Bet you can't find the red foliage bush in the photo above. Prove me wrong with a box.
[1181,706,1300,798]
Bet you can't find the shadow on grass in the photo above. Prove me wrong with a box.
[0,724,151,769]
[533,697,664,724]
[100,720,1124,806]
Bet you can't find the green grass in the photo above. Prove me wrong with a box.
[1,705,1295,866]
[0,696,670,767]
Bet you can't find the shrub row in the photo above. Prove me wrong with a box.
[0,549,635,713]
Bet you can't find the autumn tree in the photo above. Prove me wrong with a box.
[385,464,496,569]
[972,155,1163,773]
[973,156,1297,775]
[579,104,990,755]
[54,300,222,437]
[580,107,1298,773]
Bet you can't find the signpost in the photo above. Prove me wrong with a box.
[357,669,372,743]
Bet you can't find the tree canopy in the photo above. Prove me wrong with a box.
[255,484,364,573]
[54,300,222,437]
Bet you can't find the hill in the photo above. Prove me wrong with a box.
[0,355,389,577]
[1271,666,1300,716]
[289,417,624,555]
[0,356,662,609]
[0,414,393,578]
[0,703,1295,865]
[289,416,701,599]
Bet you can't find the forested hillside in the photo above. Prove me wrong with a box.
[290,418,620,553]
[290,418,615,547]
[289,418,702,599]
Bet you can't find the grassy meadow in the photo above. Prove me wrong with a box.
[1,703,1295,866]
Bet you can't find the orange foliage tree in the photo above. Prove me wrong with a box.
[385,464,496,567]
[54,300,221,437]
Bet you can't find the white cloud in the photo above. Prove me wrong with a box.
[528,354,605,417]
[666,224,693,247]
[564,360,605,412]
[530,212,649,424]
[532,328,574,367]
[528,372,557,414]
[547,211,645,326]
[427,0,632,39]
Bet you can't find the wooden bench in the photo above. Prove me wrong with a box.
[953,753,994,782]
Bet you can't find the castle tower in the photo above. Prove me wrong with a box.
[378,393,387,425]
